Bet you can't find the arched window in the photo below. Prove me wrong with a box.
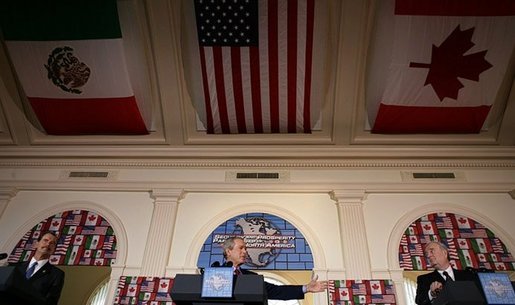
[87,278,109,305]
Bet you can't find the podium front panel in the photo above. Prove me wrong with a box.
[172,273,266,305]
[433,281,486,305]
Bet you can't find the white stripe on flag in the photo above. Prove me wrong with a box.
[259,0,271,133]
[196,0,313,133]
[6,39,134,98]
[277,0,288,133]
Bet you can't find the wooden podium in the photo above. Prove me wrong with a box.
[171,273,266,305]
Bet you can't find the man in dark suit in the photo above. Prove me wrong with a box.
[3,231,65,305]
[415,241,477,305]
[222,236,327,300]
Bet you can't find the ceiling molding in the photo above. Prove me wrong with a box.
[0,158,514,169]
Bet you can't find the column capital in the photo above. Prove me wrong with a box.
[0,187,18,200]
[150,189,185,203]
[330,189,367,204]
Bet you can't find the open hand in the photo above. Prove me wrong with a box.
[305,273,328,293]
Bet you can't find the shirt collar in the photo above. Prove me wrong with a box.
[30,257,49,267]
[437,266,454,280]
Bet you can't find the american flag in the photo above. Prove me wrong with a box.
[445,239,459,260]
[492,238,505,253]
[435,216,453,229]
[371,294,396,303]
[140,280,157,293]
[399,253,413,269]
[190,0,321,134]
[65,214,83,226]
[351,282,367,295]
[103,235,116,250]
[409,244,424,256]
[54,235,72,255]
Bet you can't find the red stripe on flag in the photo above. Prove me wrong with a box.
[29,97,147,135]
[268,0,280,133]
[199,47,214,134]
[213,47,230,133]
[287,0,298,133]
[249,47,263,133]
[303,0,315,134]
[395,0,515,16]
[372,104,491,133]
[231,47,247,133]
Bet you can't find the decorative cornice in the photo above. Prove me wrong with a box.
[1,159,515,168]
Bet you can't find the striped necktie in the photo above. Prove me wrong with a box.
[26,262,37,279]
[234,267,242,276]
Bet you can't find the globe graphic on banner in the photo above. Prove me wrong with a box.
[233,217,282,267]
[197,212,314,270]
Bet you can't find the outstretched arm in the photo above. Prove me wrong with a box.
[305,274,328,293]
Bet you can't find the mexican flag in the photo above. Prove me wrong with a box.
[0,0,148,135]
[367,0,515,133]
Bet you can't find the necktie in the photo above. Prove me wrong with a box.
[234,267,242,276]
[26,262,37,279]
[442,271,453,282]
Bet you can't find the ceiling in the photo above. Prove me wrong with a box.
[0,0,514,165]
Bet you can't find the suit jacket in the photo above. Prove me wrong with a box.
[240,269,304,300]
[415,268,477,305]
[3,261,65,305]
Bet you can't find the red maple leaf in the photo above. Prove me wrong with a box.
[161,282,168,288]
[458,217,467,224]
[423,224,432,231]
[88,215,97,221]
[410,25,492,101]
[341,290,348,296]
[372,283,380,290]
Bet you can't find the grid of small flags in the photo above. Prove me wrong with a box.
[114,276,174,305]
[8,209,117,266]
[399,212,515,271]
[328,279,397,305]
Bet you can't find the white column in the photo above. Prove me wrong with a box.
[140,189,184,276]
[390,269,408,305]
[330,190,371,279]
[0,187,18,218]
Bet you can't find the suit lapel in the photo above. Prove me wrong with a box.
[433,270,446,283]
[29,261,51,280]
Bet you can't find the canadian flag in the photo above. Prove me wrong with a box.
[367,0,515,133]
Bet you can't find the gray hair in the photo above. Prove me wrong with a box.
[222,236,244,259]
[424,241,450,259]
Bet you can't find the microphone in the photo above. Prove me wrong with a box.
[211,261,221,267]
[0,253,8,260]
[223,261,233,267]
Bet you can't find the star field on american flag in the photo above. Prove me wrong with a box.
[194,0,258,46]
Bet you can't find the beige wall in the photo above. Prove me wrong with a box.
[0,166,514,305]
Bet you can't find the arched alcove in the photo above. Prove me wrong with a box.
[387,203,515,271]
[3,201,128,305]
[185,204,327,270]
